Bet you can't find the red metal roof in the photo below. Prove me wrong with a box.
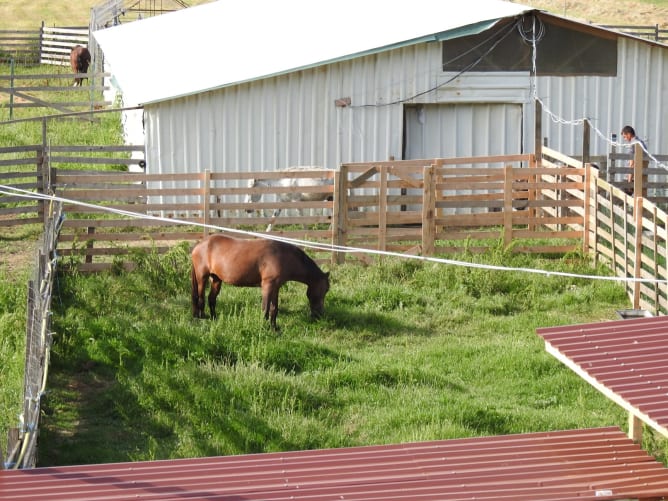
[3,427,668,500]
[537,315,668,438]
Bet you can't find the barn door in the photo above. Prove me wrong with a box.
[403,103,522,159]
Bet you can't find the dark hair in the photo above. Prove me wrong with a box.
[621,125,636,136]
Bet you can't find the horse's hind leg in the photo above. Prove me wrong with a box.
[192,267,207,318]
[261,282,280,330]
[208,276,222,319]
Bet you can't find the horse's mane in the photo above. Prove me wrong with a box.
[286,242,325,277]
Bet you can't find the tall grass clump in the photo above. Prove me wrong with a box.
[37,242,643,466]
[0,268,30,446]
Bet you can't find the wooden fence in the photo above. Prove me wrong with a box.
[334,153,584,262]
[45,154,590,271]
[589,170,668,315]
[53,168,335,271]
[0,25,88,65]
[0,143,145,229]
[4,146,668,313]
[0,29,41,65]
[0,70,110,120]
[0,146,47,226]
[39,26,89,66]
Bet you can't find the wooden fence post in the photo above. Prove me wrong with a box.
[39,118,49,226]
[633,196,643,309]
[202,170,211,237]
[421,164,436,256]
[333,165,348,265]
[503,165,513,247]
[582,119,590,169]
[534,98,542,163]
[378,166,387,251]
[633,142,647,199]
[9,57,15,120]
[583,164,593,255]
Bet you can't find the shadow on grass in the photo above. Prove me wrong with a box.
[39,268,430,466]
[39,333,326,465]
[322,303,433,340]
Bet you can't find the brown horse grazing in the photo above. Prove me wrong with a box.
[191,234,330,330]
[70,45,91,87]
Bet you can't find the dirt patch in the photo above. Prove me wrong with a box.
[0,224,41,276]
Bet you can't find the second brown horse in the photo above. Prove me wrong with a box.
[69,45,91,87]
[191,234,330,330]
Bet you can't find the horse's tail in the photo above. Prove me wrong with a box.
[191,263,200,318]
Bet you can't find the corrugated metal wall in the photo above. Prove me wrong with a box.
[144,33,667,177]
[534,37,668,158]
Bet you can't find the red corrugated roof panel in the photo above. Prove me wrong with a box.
[3,427,668,500]
[537,316,668,437]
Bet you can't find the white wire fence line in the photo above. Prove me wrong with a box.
[1,182,665,285]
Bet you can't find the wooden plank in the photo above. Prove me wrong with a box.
[58,231,201,243]
[0,88,77,116]
[422,165,435,256]
[0,158,40,167]
[0,216,41,227]
[348,166,378,188]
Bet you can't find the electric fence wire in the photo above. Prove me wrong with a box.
[1,182,665,285]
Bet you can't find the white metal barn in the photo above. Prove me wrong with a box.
[94,0,667,178]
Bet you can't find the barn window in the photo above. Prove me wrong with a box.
[442,15,617,76]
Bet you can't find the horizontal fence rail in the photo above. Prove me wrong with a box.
[0,143,144,230]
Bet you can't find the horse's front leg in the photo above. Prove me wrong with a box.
[261,281,280,330]
[208,276,222,319]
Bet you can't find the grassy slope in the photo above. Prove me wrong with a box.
[37,246,637,466]
[0,0,215,29]
[1,0,667,29]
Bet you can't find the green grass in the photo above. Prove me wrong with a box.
[34,243,655,467]
[0,267,31,448]
[0,60,125,456]
[0,224,42,449]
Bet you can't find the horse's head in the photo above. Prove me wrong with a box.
[307,271,330,319]
[245,178,262,213]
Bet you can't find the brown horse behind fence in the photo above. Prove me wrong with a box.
[70,45,91,87]
[191,234,330,330]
